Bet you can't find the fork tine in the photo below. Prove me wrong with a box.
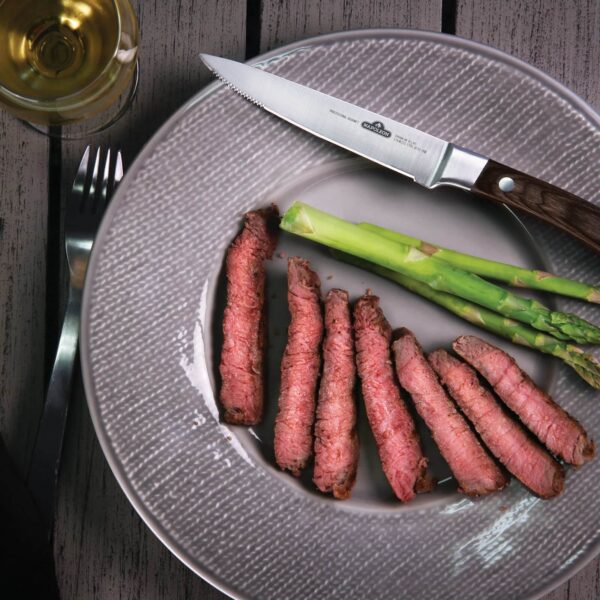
[115,151,124,185]
[72,146,90,196]
[87,148,102,208]
[99,148,111,207]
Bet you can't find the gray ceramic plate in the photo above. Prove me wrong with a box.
[82,30,600,599]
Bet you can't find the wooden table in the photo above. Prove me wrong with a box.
[1,1,599,598]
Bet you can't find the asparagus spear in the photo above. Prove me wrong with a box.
[280,202,600,344]
[358,222,600,304]
[333,251,600,389]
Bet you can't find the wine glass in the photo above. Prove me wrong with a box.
[0,0,139,137]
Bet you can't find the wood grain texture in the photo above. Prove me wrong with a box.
[260,0,442,52]
[0,115,48,479]
[473,159,600,254]
[457,2,600,598]
[456,0,600,112]
[52,1,245,598]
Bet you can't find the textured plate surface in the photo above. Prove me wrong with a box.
[82,30,600,600]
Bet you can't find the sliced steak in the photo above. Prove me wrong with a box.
[454,336,595,466]
[393,329,508,496]
[313,289,359,499]
[354,293,432,502]
[274,258,324,475]
[429,349,564,498]
[219,205,279,425]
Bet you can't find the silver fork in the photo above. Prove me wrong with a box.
[27,146,123,539]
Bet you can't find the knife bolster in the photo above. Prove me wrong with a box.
[430,145,488,190]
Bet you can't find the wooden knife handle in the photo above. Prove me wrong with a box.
[472,159,600,254]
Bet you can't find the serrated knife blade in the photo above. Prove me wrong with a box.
[200,53,600,254]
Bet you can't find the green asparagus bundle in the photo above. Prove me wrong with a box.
[359,222,600,304]
[332,251,600,389]
[280,202,600,344]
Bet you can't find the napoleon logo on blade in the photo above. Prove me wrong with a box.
[361,120,391,138]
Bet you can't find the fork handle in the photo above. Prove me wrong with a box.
[27,286,82,539]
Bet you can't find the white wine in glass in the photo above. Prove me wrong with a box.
[0,0,139,128]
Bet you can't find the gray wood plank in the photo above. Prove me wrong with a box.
[53,1,245,598]
[260,0,442,52]
[456,0,600,111]
[456,2,600,599]
[0,116,48,478]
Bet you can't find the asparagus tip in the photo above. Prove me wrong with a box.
[565,350,600,390]
[548,311,600,344]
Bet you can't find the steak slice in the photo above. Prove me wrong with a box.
[219,205,279,425]
[313,289,359,499]
[429,349,564,498]
[393,329,508,496]
[454,336,595,466]
[354,293,432,502]
[274,258,324,475]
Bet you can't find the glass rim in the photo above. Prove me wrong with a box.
[0,0,136,112]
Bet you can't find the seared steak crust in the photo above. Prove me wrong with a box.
[313,289,359,499]
[354,293,431,502]
[393,329,508,496]
[429,349,564,498]
[274,258,324,475]
[219,206,279,425]
[454,336,595,466]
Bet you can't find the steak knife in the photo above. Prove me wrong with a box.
[200,54,600,254]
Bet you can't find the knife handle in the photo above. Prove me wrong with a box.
[472,159,600,254]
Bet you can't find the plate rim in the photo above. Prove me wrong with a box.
[81,28,600,600]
